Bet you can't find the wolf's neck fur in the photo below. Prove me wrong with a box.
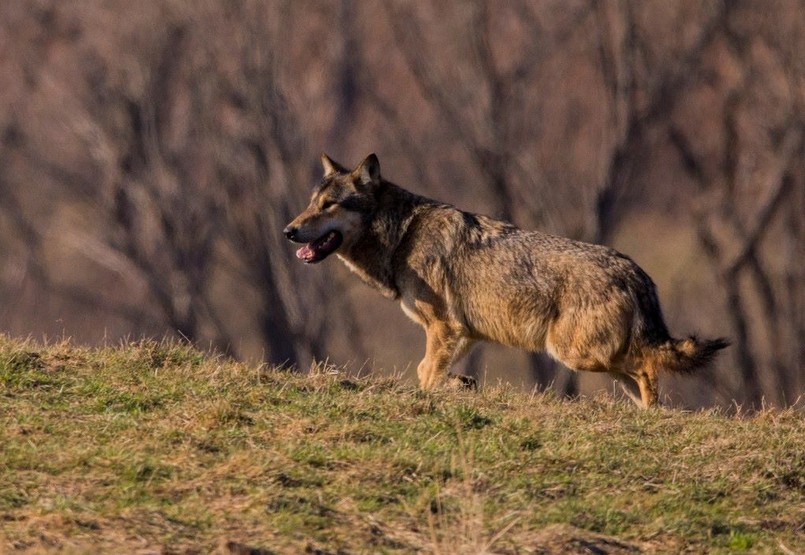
[337,181,436,299]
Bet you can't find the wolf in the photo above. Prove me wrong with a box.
[283,153,729,407]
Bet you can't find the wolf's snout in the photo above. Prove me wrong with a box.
[283,226,298,241]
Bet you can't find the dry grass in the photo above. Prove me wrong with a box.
[1,336,803,553]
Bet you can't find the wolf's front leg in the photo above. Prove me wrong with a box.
[417,325,474,389]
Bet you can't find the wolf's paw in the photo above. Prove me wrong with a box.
[446,372,478,391]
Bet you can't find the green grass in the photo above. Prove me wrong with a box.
[1,336,803,553]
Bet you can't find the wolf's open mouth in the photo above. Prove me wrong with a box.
[296,230,343,263]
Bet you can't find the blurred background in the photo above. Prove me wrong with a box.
[0,0,802,408]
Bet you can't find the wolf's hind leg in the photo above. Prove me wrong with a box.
[417,325,473,390]
[636,365,659,408]
[611,362,658,408]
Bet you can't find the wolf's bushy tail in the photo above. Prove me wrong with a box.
[648,336,730,374]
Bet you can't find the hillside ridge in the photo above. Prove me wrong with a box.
[1,337,803,553]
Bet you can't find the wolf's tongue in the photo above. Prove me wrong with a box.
[296,244,315,261]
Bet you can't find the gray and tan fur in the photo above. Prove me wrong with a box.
[284,153,729,407]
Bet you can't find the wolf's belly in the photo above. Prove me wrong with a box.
[465,309,552,352]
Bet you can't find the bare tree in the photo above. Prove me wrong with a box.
[0,1,361,367]
[665,2,805,406]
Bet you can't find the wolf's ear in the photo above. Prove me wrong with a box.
[321,153,348,177]
[353,153,381,186]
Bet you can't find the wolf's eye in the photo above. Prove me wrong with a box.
[321,200,337,210]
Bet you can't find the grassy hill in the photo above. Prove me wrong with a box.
[1,336,803,554]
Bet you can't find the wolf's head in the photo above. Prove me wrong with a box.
[284,153,381,263]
